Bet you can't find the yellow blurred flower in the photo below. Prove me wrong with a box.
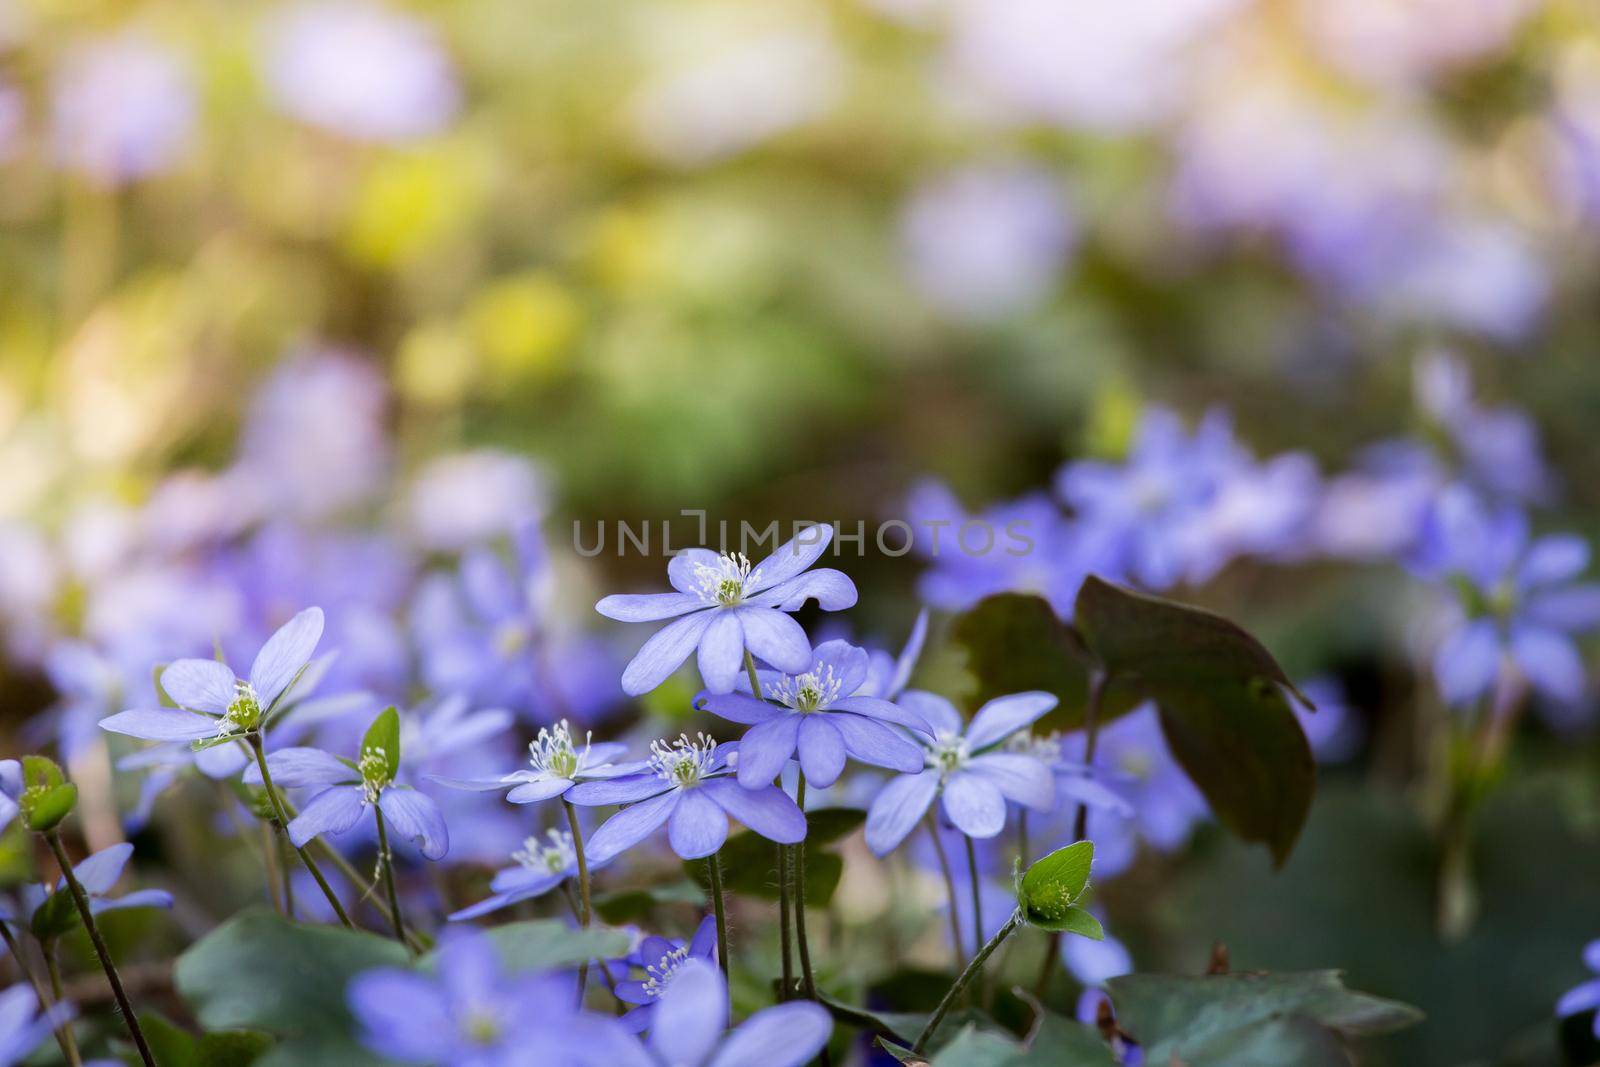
[396,318,477,406]
[466,272,582,385]
[344,143,487,269]
[1083,377,1142,459]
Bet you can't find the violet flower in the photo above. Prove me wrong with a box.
[99,608,325,745]
[449,828,606,921]
[864,690,1057,854]
[1558,939,1600,1039]
[570,734,805,861]
[596,526,856,695]
[0,762,17,835]
[614,916,718,1032]
[0,843,173,929]
[0,985,69,1067]
[696,640,929,789]
[431,719,642,804]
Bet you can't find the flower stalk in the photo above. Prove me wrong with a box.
[914,910,1023,1054]
[563,799,593,1000]
[248,734,354,930]
[372,806,410,953]
[42,945,83,1067]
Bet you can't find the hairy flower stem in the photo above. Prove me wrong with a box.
[301,826,425,952]
[926,813,965,967]
[43,945,83,1067]
[1,924,76,1067]
[707,852,730,985]
[43,830,157,1067]
[1073,670,1108,842]
[964,836,984,1003]
[372,808,411,954]
[564,799,594,1001]
[248,735,354,931]
[792,774,819,1001]
[744,650,764,701]
[914,911,1022,1055]
[777,843,794,1001]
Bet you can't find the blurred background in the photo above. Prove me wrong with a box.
[3,0,1600,1063]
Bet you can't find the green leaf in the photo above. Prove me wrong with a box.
[362,707,402,782]
[1012,996,1120,1066]
[29,888,78,941]
[175,909,407,1067]
[20,779,77,833]
[22,756,65,791]
[686,814,863,907]
[950,595,1137,733]
[1018,841,1094,929]
[1034,905,1103,940]
[1073,576,1314,866]
[928,1025,1025,1066]
[134,1013,200,1067]
[463,919,632,972]
[593,881,706,924]
[1106,970,1424,1067]
[198,1030,275,1067]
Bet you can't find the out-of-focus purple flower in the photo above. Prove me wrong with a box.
[0,984,70,1067]
[1005,732,1135,819]
[1298,0,1535,89]
[406,451,545,552]
[859,610,927,701]
[569,734,805,861]
[1414,488,1600,709]
[906,480,1098,617]
[1293,678,1363,764]
[432,719,641,804]
[347,930,581,1066]
[0,79,23,165]
[235,351,391,523]
[0,762,19,835]
[1061,705,1210,863]
[1064,916,1131,989]
[1378,215,1547,342]
[628,7,840,168]
[596,527,855,696]
[864,690,1056,853]
[1557,939,1600,1040]
[0,522,60,663]
[940,0,1239,132]
[1414,351,1553,504]
[1058,408,1316,589]
[1312,441,1445,561]
[613,916,717,1031]
[100,607,325,745]
[448,827,610,921]
[0,843,173,929]
[697,640,929,789]
[263,1,459,143]
[245,740,449,860]
[31,642,122,763]
[51,31,194,186]
[899,163,1075,320]
[595,958,831,1067]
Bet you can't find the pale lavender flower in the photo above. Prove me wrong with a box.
[859,609,927,701]
[864,690,1056,853]
[1293,678,1363,764]
[52,31,194,186]
[594,959,831,1067]
[263,1,459,143]
[1557,940,1600,1039]
[244,742,449,860]
[596,526,855,696]
[570,734,805,861]
[405,451,545,552]
[0,762,18,835]
[613,916,718,1032]
[99,607,325,745]
[0,79,22,165]
[1414,351,1553,504]
[697,640,928,789]
[348,931,583,1066]
[431,719,641,804]
[899,163,1075,320]
[448,827,609,921]
[0,985,69,1067]
[0,843,173,928]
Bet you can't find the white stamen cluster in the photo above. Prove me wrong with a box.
[927,731,970,777]
[692,552,753,606]
[641,944,691,998]
[527,720,588,780]
[1006,730,1061,763]
[512,829,576,875]
[358,746,389,802]
[649,733,718,788]
[217,680,262,737]
[768,664,844,713]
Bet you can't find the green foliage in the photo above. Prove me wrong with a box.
[128,1014,274,1067]
[879,1014,1120,1067]
[593,881,706,924]
[19,755,77,833]
[361,707,402,784]
[466,919,632,973]
[685,808,865,907]
[29,887,77,940]
[1107,970,1422,1066]
[1017,841,1101,937]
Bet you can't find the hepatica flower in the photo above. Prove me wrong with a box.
[1415,487,1600,707]
[0,843,174,936]
[865,690,1057,854]
[614,915,718,1030]
[449,828,601,921]
[596,526,856,695]
[571,734,805,860]
[348,930,582,1066]
[432,719,642,804]
[0,761,18,834]
[1557,939,1600,1038]
[0,984,69,1067]
[99,607,325,745]
[244,732,448,860]
[600,959,831,1067]
[696,640,929,788]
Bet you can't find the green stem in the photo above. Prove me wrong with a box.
[2,923,76,1067]
[964,835,984,1003]
[777,841,794,1001]
[793,774,819,1001]
[744,650,763,699]
[300,822,424,951]
[249,735,354,930]
[372,806,411,953]
[707,851,730,979]
[43,944,83,1067]
[44,830,157,1067]
[564,799,593,1001]
[1018,811,1030,868]
[1073,671,1108,842]
[926,813,965,965]
[914,911,1022,1055]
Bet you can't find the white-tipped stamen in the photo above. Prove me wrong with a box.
[649,732,718,788]
[691,553,753,607]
